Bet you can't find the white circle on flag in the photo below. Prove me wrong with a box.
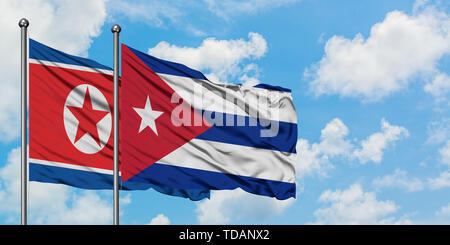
[63,84,112,154]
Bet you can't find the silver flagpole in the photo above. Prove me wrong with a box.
[111,24,121,226]
[19,18,29,226]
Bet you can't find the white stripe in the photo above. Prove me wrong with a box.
[158,139,296,183]
[29,158,118,176]
[157,73,297,124]
[29,59,114,75]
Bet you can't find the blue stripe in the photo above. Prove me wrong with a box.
[129,163,296,200]
[29,162,210,201]
[29,39,113,71]
[125,44,207,80]
[253,84,292,92]
[197,111,297,153]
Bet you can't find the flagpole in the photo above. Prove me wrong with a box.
[19,18,29,226]
[111,24,121,226]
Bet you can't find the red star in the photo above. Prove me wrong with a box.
[67,87,109,147]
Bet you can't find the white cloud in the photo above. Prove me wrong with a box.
[53,191,112,225]
[295,138,333,178]
[312,184,410,224]
[0,86,21,142]
[0,147,117,224]
[427,118,450,144]
[424,72,450,99]
[427,141,450,191]
[436,202,450,217]
[148,214,171,225]
[428,170,450,189]
[148,32,267,83]
[376,214,414,225]
[426,121,450,189]
[318,118,353,156]
[296,118,351,178]
[195,188,294,224]
[438,140,450,166]
[0,0,108,142]
[296,118,408,177]
[239,63,261,86]
[352,119,409,164]
[305,5,450,101]
[203,0,300,20]
[372,169,424,192]
[413,0,431,13]
[11,0,107,56]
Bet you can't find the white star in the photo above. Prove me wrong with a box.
[133,95,164,135]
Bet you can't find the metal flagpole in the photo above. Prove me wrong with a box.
[19,18,29,226]
[111,24,121,226]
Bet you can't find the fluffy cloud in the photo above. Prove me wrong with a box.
[295,139,333,178]
[296,118,351,178]
[427,118,450,144]
[48,191,112,225]
[0,0,108,142]
[372,169,424,192]
[428,170,450,190]
[195,188,294,224]
[318,118,353,156]
[148,32,267,84]
[296,118,408,177]
[203,0,300,20]
[425,139,450,189]
[0,147,115,224]
[436,202,450,217]
[439,140,450,166]
[305,5,450,101]
[312,184,410,224]
[424,72,450,99]
[352,119,409,164]
[148,214,171,225]
[426,121,450,189]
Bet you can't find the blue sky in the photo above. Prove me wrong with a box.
[1,0,450,224]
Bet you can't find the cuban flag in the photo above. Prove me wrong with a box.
[121,44,297,200]
[28,39,209,201]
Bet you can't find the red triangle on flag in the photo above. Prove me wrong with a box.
[120,45,212,181]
